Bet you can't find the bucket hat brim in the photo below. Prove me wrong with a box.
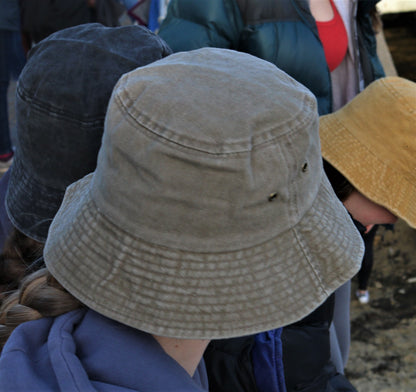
[45,171,364,339]
[6,158,65,242]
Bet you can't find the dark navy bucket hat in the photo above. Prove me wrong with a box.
[6,23,172,242]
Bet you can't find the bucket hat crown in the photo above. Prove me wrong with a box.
[45,48,364,339]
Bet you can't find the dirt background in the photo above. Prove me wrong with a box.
[345,12,416,392]
[347,221,416,391]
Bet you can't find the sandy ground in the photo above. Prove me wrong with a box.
[346,220,416,391]
[345,18,416,392]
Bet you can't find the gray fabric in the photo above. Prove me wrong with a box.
[330,280,351,373]
[44,48,365,340]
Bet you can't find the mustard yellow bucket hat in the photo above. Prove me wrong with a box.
[320,77,416,229]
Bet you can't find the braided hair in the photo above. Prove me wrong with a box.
[0,268,82,351]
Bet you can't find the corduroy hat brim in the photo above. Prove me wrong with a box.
[44,48,364,339]
[320,77,416,229]
[45,171,363,339]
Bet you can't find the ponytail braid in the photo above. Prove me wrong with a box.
[0,268,82,351]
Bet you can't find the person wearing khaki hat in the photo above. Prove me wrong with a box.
[319,76,416,379]
[0,48,364,391]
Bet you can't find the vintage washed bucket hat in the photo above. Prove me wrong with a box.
[44,48,364,339]
[5,23,172,242]
[320,76,416,229]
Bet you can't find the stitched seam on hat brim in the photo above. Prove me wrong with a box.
[8,158,65,208]
[47,249,326,338]
[55,182,347,293]
[292,227,328,296]
[50,289,323,339]
[45,178,359,338]
[5,202,51,243]
[49,243,330,338]
[113,87,317,155]
[6,160,63,241]
[47,178,329,283]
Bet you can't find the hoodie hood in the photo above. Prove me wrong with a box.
[0,308,208,391]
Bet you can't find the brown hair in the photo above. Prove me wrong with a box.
[370,6,383,34]
[0,268,82,350]
[323,160,355,202]
[0,228,44,303]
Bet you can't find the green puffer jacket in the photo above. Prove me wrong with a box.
[159,0,384,115]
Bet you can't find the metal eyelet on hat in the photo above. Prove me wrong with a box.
[302,162,308,172]
[268,192,278,202]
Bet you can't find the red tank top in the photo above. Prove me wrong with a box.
[316,0,348,72]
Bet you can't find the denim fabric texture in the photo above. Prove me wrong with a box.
[5,23,172,242]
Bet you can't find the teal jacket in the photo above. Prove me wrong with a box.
[159,0,384,115]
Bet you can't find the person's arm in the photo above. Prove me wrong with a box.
[158,0,244,52]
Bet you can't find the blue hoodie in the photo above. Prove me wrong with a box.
[0,308,209,391]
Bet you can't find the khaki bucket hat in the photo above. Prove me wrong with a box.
[44,48,364,339]
[320,77,416,229]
